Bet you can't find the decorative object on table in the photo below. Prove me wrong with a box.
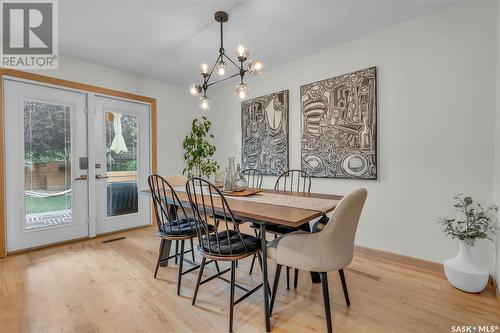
[300,67,377,179]
[223,157,237,192]
[233,164,247,192]
[439,194,497,293]
[241,90,289,176]
[188,11,263,110]
[214,170,225,188]
[182,116,219,178]
[222,188,262,197]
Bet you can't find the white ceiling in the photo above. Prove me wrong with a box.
[60,1,453,87]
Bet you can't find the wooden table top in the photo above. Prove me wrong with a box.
[140,188,343,228]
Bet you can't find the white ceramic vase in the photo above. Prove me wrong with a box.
[443,240,489,293]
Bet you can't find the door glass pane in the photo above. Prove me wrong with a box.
[24,100,72,230]
[105,112,138,217]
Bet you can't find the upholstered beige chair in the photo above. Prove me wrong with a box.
[267,188,367,333]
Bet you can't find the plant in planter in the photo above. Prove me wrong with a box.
[439,194,497,293]
[183,116,219,178]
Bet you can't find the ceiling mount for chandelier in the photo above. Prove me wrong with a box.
[189,11,263,110]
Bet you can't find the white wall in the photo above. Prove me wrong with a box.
[209,3,498,270]
[28,55,195,176]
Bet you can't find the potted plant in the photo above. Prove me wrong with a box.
[439,194,497,293]
[182,116,219,178]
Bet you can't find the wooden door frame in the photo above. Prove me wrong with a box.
[0,68,157,258]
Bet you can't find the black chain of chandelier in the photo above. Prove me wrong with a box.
[189,11,263,110]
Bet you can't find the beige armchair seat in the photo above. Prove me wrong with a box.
[267,188,367,333]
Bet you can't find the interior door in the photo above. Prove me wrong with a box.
[93,95,151,234]
[4,79,89,252]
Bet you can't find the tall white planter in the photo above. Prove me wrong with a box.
[443,240,489,293]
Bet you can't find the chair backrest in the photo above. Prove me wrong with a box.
[165,175,188,188]
[148,174,194,235]
[274,169,311,194]
[185,177,251,257]
[241,168,263,189]
[320,188,367,269]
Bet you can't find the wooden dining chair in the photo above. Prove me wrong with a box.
[249,169,312,288]
[272,169,312,288]
[268,188,367,333]
[274,169,311,194]
[165,175,195,264]
[240,168,264,274]
[148,174,202,295]
[186,177,266,333]
[241,168,263,189]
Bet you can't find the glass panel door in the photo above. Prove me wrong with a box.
[94,96,150,234]
[105,112,139,217]
[4,79,89,252]
[24,100,73,230]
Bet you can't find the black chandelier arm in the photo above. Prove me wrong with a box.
[206,72,242,88]
[205,54,223,85]
[222,53,243,71]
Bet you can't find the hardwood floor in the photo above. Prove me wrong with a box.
[0,226,498,333]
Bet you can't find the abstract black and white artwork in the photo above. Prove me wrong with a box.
[300,67,377,179]
[241,90,289,176]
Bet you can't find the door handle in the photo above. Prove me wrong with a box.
[95,174,109,179]
[74,175,87,181]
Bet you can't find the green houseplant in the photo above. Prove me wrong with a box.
[438,194,497,246]
[182,116,219,178]
[439,194,497,293]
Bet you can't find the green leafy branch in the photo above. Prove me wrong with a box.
[182,116,219,178]
[438,194,497,246]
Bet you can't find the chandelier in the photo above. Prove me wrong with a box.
[189,11,263,110]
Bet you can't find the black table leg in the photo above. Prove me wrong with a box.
[159,239,172,267]
[310,272,321,283]
[260,223,271,332]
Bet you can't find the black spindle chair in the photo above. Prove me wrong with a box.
[268,169,312,290]
[186,177,266,333]
[274,169,311,194]
[241,168,263,189]
[148,174,203,295]
[241,169,266,276]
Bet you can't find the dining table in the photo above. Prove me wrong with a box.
[140,187,342,332]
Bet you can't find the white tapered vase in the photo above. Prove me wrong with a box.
[443,240,489,293]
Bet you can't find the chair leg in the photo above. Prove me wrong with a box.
[176,240,185,296]
[320,272,333,333]
[229,261,236,332]
[294,268,299,289]
[154,239,165,278]
[192,257,206,305]
[270,264,282,315]
[286,266,290,290]
[339,269,350,307]
[249,230,260,275]
[174,240,179,264]
[249,253,257,275]
[190,238,196,262]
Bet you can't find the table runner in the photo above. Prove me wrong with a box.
[174,187,338,213]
